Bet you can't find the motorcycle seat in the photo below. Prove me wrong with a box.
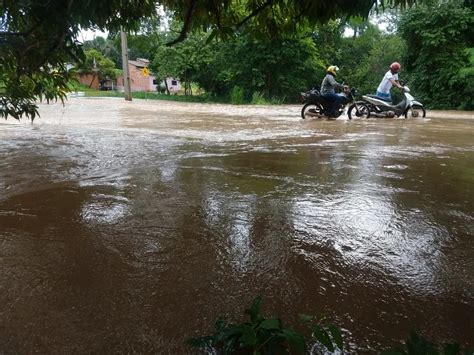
[365,94,392,103]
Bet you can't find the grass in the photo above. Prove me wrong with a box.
[69,84,286,105]
[69,84,226,104]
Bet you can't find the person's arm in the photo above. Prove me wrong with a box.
[389,78,403,89]
[327,75,344,90]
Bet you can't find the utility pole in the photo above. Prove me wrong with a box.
[120,30,132,101]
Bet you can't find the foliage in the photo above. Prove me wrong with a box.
[150,30,212,95]
[380,330,471,355]
[189,297,473,354]
[83,36,121,68]
[187,295,343,354]
[150,27,323,102]
[1,0,424,119]
[311,20,345,67]
[398,1,474,109]
[161,0,419,45]
[74,49,121,82]
[0,65,73,120]
[123,33,163,66]
[342,32,406,98]
[251,92,268,105]
[190,36,323,102]
[0,0,158,119]
[308,16,406,100]
[230,86,245,104]
[335,21,384,90]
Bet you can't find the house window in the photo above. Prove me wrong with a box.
[152,79,158,85]
[171,80,177,86]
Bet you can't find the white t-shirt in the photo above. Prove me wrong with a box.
[377,70,399,94]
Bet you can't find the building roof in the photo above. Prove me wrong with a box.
[129,58,150,68]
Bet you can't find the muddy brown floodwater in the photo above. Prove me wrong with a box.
[0,98,473,353]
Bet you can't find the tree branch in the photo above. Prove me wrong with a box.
[234,0,273,30]
[166,0,197,46]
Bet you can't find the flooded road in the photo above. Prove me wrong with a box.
[1,98,473,353]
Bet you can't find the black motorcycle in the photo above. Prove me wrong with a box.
[300,87,367,119]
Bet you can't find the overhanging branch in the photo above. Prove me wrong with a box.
[166,0,197,46]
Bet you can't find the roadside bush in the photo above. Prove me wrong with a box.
[251,92,268,105]
[230,86,245,104]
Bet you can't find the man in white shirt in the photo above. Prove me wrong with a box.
[376,62,404,102]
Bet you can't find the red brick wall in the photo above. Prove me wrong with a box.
[76,73,99,89]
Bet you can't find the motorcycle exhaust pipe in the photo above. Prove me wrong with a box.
[372,110,396,118]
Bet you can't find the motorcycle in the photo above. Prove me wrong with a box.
[348,86,426,119]
[301,86,366,120]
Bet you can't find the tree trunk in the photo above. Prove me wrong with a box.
[89,73,96,88]
[184,70,188,95]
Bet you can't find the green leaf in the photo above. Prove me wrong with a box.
[259,318,281,330]
[443,343,460,355]
[206,29,218,45]
[239,324,257,348]
[328,324,343,350]
[405,331,438,355]
[282,328,307,354]
[186,335,214,348]
[313,325,335,352]
[214,317,227,332]
[217,324,244,342]
[245,295,262,323]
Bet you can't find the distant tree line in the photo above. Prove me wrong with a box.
[83,0,473,109]
[1,0,473,119]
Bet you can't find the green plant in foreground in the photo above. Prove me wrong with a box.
[188,296,473,354]
[187,295,343,354]
[381,330,472,355]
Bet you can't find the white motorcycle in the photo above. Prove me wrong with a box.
[347,86,426,119]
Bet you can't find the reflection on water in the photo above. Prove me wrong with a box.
[0,98,473,353]
[81,194,129,224]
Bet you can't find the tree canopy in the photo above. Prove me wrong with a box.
[1,0,157,119]
[1,0,422,119]
[398,1,474,109]
[74,49,121,84]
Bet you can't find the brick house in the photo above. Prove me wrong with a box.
[116,58,156,92]
[117,58,181,93]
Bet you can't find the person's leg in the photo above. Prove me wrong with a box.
[322,93,340,116]
[335,93,345,107]
[332,94,345,116]
[376,90,392,102]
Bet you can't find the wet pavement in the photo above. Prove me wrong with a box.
[0,97,473,353]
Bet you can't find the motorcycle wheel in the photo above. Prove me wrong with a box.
[347,103,370,120]
[301,103,323,119]
[405,105,426,118]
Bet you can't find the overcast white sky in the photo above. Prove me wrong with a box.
[78,29,109,42]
